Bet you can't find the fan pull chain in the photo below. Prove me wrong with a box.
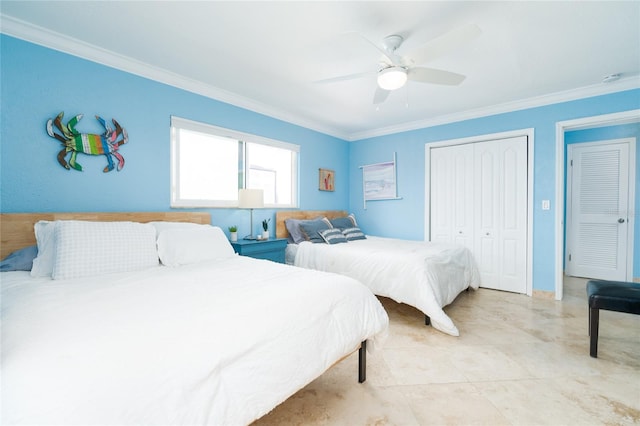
[405,86,410,108]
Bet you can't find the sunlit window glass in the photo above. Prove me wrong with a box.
[170,117,298,208]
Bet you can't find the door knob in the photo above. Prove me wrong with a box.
[618,218,625,223]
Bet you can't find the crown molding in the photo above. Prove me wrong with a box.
[2,14,637,143]
[0,14,349,140]
[348,77,640,141]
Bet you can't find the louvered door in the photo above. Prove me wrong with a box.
[566,140,632,280]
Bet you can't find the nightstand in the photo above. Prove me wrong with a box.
[230,238,288,263]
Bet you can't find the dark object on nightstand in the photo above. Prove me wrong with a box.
[587,279,640,358]
[230,238,288,263]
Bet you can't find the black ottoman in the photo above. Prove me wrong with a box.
[586,280,640,358]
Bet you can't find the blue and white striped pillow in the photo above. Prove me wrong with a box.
[299,218,332,243]
[342,227,366,241]
[319,228,348,244]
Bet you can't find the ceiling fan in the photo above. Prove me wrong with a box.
[317,23,481,104]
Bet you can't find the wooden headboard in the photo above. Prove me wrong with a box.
[0,212,211,259]
[275,210,348,239]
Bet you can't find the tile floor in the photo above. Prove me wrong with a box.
[253,277,640,425]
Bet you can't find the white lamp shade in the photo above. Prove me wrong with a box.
[377,67,408,91]
[238,188,264,208]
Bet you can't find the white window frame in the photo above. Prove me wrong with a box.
[170,116,299,208]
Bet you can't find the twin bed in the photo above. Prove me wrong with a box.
[0,212,389,425]
[276,210,481,337]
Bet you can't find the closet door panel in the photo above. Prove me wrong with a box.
[452,146,474,250]
[430,146,455,243]
[430,144,473,249]
[474,137,527,293]
[499,140,528,292]
[475,143,499,288]
[429,135,527,293]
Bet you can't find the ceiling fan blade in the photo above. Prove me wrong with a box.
[407,23,481,65]
[313,70,374,84]
[353,32,398,66]
[373,87,390,104]
[409,67,466,86]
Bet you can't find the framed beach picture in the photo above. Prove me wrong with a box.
[319,168,335,191]
[363,162,394,200]
[360,153,401,208]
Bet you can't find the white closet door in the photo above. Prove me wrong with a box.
[474,136,528,293]
[566,140,631,281]
[430,136,527,293]
[430,144,474,250]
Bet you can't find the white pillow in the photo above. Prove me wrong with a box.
[30,221,56,277]
[157,226,236,267]
[148,221,211,238]
[52,221,159,280]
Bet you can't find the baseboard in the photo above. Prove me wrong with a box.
[532,289,555,300]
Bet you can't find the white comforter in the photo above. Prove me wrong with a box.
[294,236,480,336]
[1,256,388,425]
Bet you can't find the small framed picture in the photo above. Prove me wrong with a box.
[319,168,335,191]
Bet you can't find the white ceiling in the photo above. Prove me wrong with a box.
[2,1,639,140]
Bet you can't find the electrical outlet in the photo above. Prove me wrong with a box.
[542,200,550,210]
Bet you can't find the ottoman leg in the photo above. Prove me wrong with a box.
[589,307,599,358]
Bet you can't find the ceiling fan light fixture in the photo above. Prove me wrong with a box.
[377,67,408,91]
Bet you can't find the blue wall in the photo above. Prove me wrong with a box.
[0,35,349,236]
[348,91,640,292]
[2,34,640,292]
[565,123,640,277]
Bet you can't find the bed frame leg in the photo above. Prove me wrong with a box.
[425,314,431,326]
[358,340,366,383]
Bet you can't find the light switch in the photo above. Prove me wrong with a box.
[542,200,550,210]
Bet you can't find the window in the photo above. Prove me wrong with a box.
[170,116,298,208]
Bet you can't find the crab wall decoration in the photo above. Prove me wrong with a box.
[46,112,128,172]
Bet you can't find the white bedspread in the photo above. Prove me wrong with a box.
[1,256,388,425]
[294,236,480,336]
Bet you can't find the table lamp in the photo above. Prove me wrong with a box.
[238,188,264,240]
